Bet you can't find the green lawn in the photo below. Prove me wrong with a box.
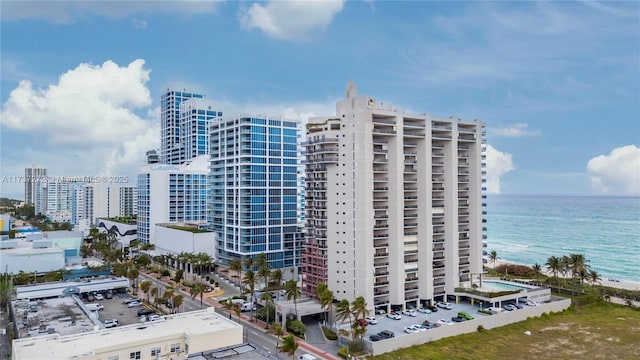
[372,302,640,360]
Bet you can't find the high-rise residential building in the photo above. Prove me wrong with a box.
[161,89,220,165]
[24,164,47,209]
[73,183,137,225]
[208,116,302,271]
[46,179,78,212]
[145,150,160,164]
[301,82,486,313]
[179,98,220,161]
[137,156,210,245]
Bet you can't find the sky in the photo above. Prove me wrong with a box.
[1,0,639,200]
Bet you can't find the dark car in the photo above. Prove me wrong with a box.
[425,305,438,312]
[378,330,395,339]
[369,334,382,342]
[451,316,466,322]
[137,308,154,316]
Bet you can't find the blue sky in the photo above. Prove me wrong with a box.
[1,0,639,199]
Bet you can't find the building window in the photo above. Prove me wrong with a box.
[171,343,181,353]
[151,348,161,357]
[129,351,141,360]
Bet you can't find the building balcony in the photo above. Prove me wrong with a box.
[374,280,389,287]
[374,290,390,296]
[372,128,396,136]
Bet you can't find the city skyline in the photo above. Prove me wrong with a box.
[1,1,639,199]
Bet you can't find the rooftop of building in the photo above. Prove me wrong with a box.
[157,222,211,233]
[12,308,241,360]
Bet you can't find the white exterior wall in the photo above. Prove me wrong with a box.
[154,225,215,258]
[303,82,485,313]
[0,247,65,274]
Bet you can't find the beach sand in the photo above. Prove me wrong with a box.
[489,259,640,291]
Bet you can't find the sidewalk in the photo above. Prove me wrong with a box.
[140,269,340,360]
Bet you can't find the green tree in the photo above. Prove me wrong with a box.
[190,282,206,309]
[243,269,257,322]
[0,272,14,311]
[489,250,499,269]
[277,334,298,359]
[588,269,601,286]
[229,258,242,287]
[172,294,184,313]
[351,296,369,323]
[532,263,542,283]
[320,289,335,325]
[270,323,285,348]
[127,268,139,295]
[285,279,301,316]
[272,269,283,288]
[335,299,352,329]
[140,280,152,303]
[545,256,561,279]
[261,292,273,328]
[150,287,159,305]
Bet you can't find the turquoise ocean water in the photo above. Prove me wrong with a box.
[485,195,640,282]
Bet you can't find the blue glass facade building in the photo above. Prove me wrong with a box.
[209,117,302,270]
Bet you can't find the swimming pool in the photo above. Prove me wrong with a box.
[476,280,530,292]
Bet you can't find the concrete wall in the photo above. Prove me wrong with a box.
[367,298,571,355]
[154,225,215,258]
[0,250,65,274]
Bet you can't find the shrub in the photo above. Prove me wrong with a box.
[338,347,347,359]
[160,269,170,277]
[321,326,337,340]
[477,325,485,332]
[286,319,306,337]
[478,309,492,315]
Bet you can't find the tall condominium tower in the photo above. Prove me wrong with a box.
[301,82,486,313]
[46,179,78,212]
[209,116,303,271]
[137,156,210,245]
[24,164,47,207]
[160,89,203,164]
[73,183,138,225]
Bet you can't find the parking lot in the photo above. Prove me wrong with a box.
[363,300,499,339]
[85,293,158,328]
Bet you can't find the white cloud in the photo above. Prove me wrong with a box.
[1,59,158,185]
[587,145,640,195]
[239,0,344,40]
[485,144,515,194]
[489,123,541,137]
[0,1,219,24]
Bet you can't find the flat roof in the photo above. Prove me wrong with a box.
[16,277,130,300]
[12,308,242,359]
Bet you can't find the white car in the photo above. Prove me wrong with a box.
[403,325,420,334]
[103,319,118,328]
[386,312,402,320]
[525,300,539,307]
[417,307,431,314]
[402,309,417,317]
[127,301,142,308]
[437,319,453,326]
[94,293,104,300]
[365,316,378,325]
[147,314,164,322]
[436,302,453,310]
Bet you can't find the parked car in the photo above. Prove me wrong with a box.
[365,316,378,325]
[377,330,395,339]
[403,325,419,334]
[386,312,401,320]
[458,311,474,320]
[86,303,104,311]
[369,334,382,342]
[436,302,452,310]
[138,308,155,316]
[105,291,113,299]
[94,293,104,300]
[356,318,368,327]
[503,304,517,312]
[375,309,386,315]
[402,309,417,317]
[417,307,431,314]
[437,319,453,326]
[123,298,140,304]
[451,316,466,322]
[425,305,438,312]
[104,319,118,328]
[525,300,539,307]
[127,301,142,308]
[147,314,164,322]
[513,303,525,309]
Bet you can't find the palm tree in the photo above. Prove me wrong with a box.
[489,250,498,269]
[270,323,285,349]
[150,287,158,306]
[272,269,283,289]
[277,334,298,360]
[284,279,301,317]
[243,270,257,322]
[335,299,352,328]
[352,320,368,345]
[261,292,273,328]
[244,256,255,271]
[140,280,152,303]
[127,267,139,295]
[546,256,561,279]
[588,269,601,286]
[172,294,184,313]
[315,283,328,321]
[569,253,590,282]
[190,282,206,309]
[229,258,242,287]
[351,296,369,323]
[222,298,239,319]
[532,263,542,283]
[320,289,335,325]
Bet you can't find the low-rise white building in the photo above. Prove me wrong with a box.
[12,308,243,360]
[154,222,215,258]
[0,230,83,274]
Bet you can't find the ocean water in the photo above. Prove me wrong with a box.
[485,195,640,282]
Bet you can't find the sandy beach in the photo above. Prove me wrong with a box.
[490,259,640,292]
